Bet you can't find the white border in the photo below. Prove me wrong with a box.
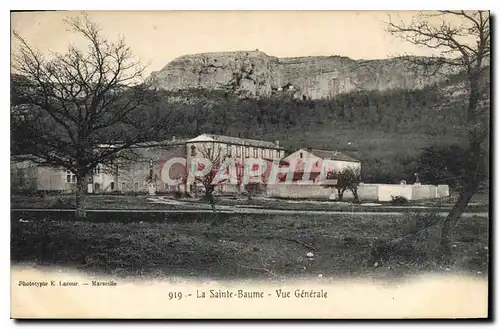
[3,1,498,328]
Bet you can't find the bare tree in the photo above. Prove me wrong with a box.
[322,167,361,203]
[387,11,490,247]
[11,14,168,218]
[190,144,235,212]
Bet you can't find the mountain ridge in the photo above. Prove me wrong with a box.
[148,50,459,99]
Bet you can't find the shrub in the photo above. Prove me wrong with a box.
[390,196,409,205]
[404,211,442,235]
[52,197,74,209]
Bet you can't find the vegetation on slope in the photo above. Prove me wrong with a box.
[141,81,471,184]
[12,72,484,186]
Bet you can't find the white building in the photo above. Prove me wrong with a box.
[281,148,361,183]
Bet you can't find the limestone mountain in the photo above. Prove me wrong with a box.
[148,50,458,100]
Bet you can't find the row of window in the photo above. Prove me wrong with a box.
[66,171,77,183]
[190,145,282,158]
[65,166,106,183]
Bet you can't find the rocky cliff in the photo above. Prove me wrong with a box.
[148,50,456,100]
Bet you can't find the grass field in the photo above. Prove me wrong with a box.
[10,193,489,212]
[11,211,489,281]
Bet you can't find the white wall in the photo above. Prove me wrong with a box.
[266,184,333,199]
[265,183,450,201]
[376,184,414,202]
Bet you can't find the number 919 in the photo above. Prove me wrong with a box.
[168,292,182,300]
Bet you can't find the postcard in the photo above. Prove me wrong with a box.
[10,10,490,319]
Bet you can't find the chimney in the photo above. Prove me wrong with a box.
[275,140,280,148]
[307,147,312,153]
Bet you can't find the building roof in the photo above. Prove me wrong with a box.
[191,134,283,149]
[130,139,189,148]
[72,133,282,152]
[307,148,360,162]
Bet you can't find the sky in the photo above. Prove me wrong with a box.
[11,10,455,77]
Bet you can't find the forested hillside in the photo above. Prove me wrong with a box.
[140,79,470,184]
[12,72,483,186]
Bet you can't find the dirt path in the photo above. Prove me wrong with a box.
[10,207,489,217]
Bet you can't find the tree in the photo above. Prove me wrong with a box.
[323,167,362,203]
[188,144,240,212]
[387,11,490,247]
[11,14,168,218]
[417,144,488,190]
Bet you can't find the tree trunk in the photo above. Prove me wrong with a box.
[337,188,344,201]
[351,188,360,203]
[440,184,478,247]
[205,188,216,212]
[75,173,87,219]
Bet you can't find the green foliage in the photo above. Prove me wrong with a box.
[416,144,489,189]
[129,83,467,142]
[12,72,471,184]
[138,85,467,184]
[11,211,489,278]
[323,167,362,202]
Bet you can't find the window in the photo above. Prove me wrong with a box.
[300,152,303,159]
[66,171,76,183]
[245,147,249,157]
[134,182,139,191]
[190,145,196,156]
[236,147,241,157]
[122,182,126,191]
[110,182,115,190]
[226,145,232,157]
[253,148,258,158]
[207,148,212,157]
